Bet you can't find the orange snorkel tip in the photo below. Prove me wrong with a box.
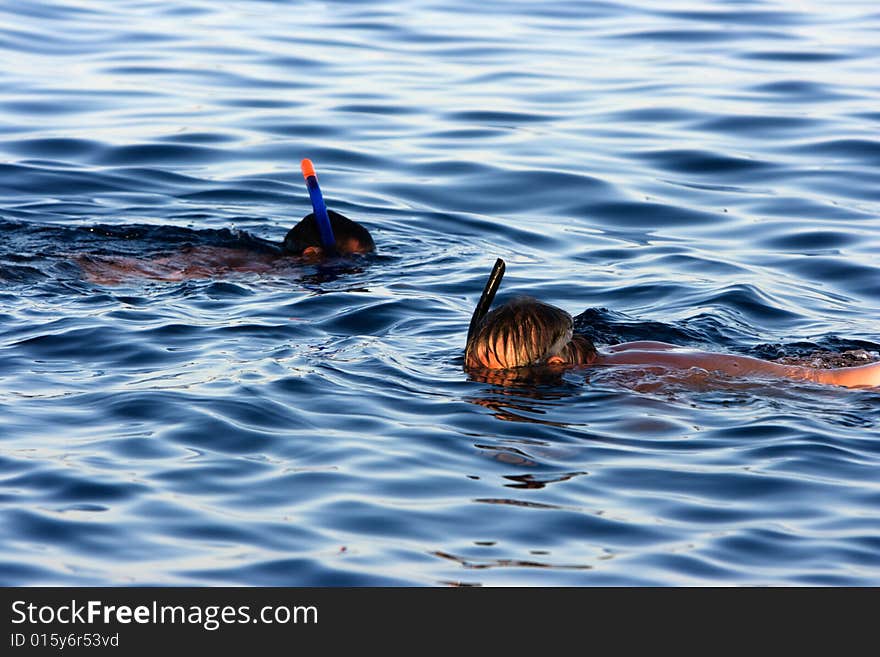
[300,158,317,180]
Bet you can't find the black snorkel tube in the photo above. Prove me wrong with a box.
[466,257,506,346]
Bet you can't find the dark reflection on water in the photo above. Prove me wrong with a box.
[1,0,880,586]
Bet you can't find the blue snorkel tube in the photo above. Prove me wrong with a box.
[301,158,337,255]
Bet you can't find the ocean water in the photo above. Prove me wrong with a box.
[1,0,879,586]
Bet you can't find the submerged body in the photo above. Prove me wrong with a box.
[77,210,374,285]
[465,297,880,389]
[77,246,296,285]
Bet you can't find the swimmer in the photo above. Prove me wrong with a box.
[464,259,880,389]
[77,160,374,284]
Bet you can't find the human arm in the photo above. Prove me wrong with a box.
[810,362,880,388]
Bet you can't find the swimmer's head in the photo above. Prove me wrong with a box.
[282,209,375,257]
[465,297,597,370]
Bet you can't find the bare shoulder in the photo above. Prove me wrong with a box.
[599,349,789,373]
[604,341,682,353]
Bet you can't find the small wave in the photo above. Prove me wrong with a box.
[607,28,755,43]
[740,50,853,62]
[694,114,821,137]
[632,148,774,175]
[95,143,231,166]
[787,138,880,163]
[444,110,557,125]
[570,200,718,228]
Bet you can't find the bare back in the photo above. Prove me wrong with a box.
[596,342,880,388]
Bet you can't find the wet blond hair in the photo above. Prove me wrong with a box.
[465,297,576,369]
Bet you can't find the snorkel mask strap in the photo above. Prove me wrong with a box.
[467,258,506,346]
[537,326,573,365]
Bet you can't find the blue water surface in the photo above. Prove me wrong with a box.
[1,0,879,586]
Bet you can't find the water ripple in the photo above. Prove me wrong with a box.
[1,0,879,586]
